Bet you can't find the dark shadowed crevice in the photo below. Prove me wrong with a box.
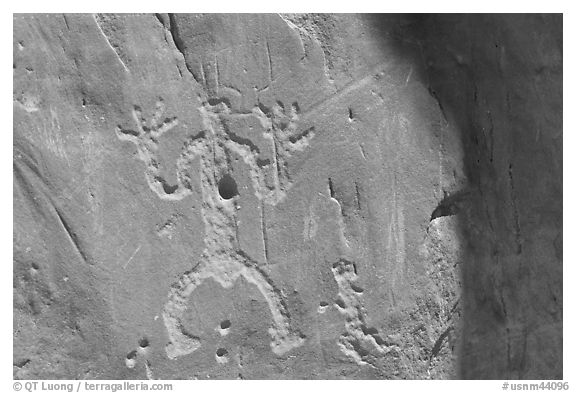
[369,14,562,379]
[430,190,471,222]
[167,14,200,83]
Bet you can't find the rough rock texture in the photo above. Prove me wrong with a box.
[13,14,561,380]
[411,14,563,379]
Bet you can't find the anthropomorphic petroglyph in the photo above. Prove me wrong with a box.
[116,97,314,359]
[116,95,397,364]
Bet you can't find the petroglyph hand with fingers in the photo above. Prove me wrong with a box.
[116,99,191,201]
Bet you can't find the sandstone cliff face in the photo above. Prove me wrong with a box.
[13,14,560,380]
[412,14,563,379]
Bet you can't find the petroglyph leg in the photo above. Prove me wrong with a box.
[162,251,304,359]
[162,259,208,359]
[237,253,305,354]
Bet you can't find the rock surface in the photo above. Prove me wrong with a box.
[13,14,560,379]
[414,14,563,379]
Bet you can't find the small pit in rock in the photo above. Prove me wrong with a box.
[220,320,231,330]
[318,301,329,313]
[139,337,149,349]
[125,350,137,369]
[218,319,232,336]
[348,107,355,122]
[215,348,229,364]
[218,174,238,200]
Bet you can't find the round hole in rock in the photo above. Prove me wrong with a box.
[218,174,238,200]
[220,320,231,330]
[216,348,228,357]
[139,337,149,348]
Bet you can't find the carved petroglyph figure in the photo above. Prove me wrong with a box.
[116,98,314,358]
[331,258,392,366]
